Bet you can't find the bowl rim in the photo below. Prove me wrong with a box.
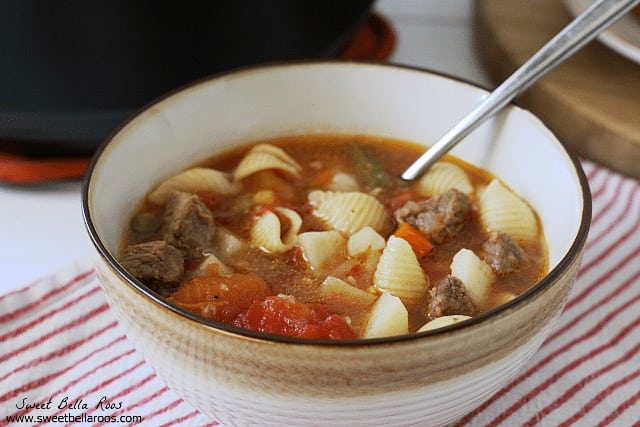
[81,59,592,347]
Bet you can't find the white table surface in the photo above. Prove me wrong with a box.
[0,0,493,293]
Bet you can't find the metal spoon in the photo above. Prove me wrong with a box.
[401,0,639,181]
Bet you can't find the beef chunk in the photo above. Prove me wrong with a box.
[482,231,526,274]
[120,240,184,294]
[163,191,214,259]
[394,189,471,243]
[426,275,478,319]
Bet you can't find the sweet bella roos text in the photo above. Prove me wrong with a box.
[15,396,123,411]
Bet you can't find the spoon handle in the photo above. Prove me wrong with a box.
[401,0,640,181]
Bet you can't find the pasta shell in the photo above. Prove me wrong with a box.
[416,161,474,196]
[450,248,495,308]
[250,207,301,253]
[373,235,429,305]
[361,291,409,339]
[233,143,301,180]
[417,315,471,332]
[479,179,539,241]
[308,190,390,235]
[252,143,299,165]
[298,230,346,270]
[148,167,238,204]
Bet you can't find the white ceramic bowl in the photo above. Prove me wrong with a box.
[83,61,591,427]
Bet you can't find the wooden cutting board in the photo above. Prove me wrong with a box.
[475,0,640,180]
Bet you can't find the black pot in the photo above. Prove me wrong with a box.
[0,0,374,153]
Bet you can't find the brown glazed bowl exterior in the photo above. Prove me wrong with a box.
[83,61,591,427]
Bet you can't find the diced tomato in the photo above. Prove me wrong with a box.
[234,295,356,340]
[393,222,433,258]
[346,263,371,289]
[169,264,271,323]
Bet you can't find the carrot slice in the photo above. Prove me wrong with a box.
[393,222,433,257]
[169,264,271,323]
[310,167,336,187]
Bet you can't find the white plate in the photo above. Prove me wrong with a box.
[564,0,640,64]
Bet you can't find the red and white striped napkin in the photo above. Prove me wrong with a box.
[1,160,638,427]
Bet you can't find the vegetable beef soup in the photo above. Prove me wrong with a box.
[119,135,548,340]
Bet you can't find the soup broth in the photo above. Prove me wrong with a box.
[120,134,548,339]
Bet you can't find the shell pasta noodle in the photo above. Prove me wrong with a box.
[373,235,429,305]
[416,161,474,196]
[251,207,302,253]
[479,178,539,241]
[308,190,390,235]
[119,134,549,339]
[233,143,302,180]
[148,167,238,204]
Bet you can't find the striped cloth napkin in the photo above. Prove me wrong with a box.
[1,160,638,427]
